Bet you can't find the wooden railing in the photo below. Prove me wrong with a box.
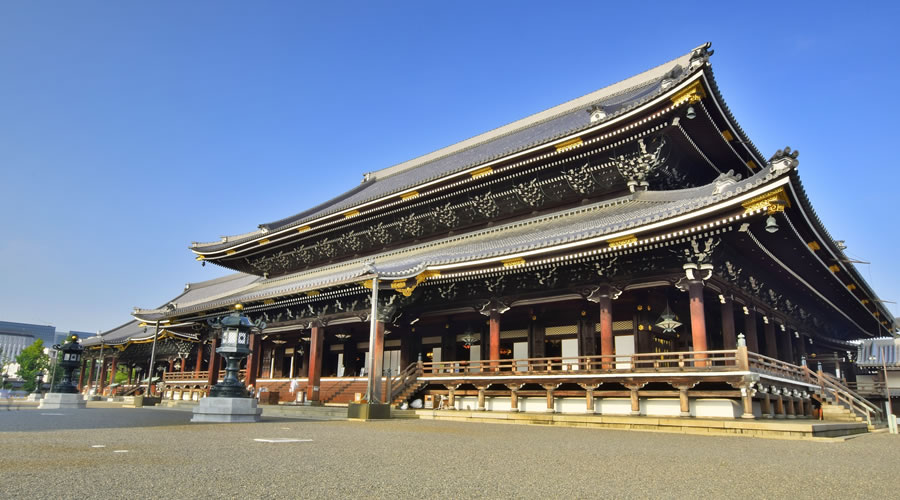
[845,381,893,396]
[389,362,423,403]
[804,366,883,423]
[421,349,742,377]
[162,370,245,382]
[746,352,807,381]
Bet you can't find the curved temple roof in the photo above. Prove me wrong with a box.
[192,44,709,253]
[139,163,793,320]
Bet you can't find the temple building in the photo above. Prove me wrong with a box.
[83,43,893,420]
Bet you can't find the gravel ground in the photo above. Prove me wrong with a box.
[1,407,898,499]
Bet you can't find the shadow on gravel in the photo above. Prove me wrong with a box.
[0,407,326,432]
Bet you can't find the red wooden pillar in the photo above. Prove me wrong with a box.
[108,357,118,390]
[599,295,613,369]
[688,281,708,365]
[721,296,737,350]
[489,311,500,361]
[764,318,778,359]
[246,332,260,388]
[77,358,87,390]
[167,358,174,373]
[98,357,109,393]
[743,307,760,353]
[372,321,385,402]
[180,357,186,373]
[307,325,325,403]
[206,337,220,393]
[194,343,203,376]
[781,325,795,364]
[86,359,95,390]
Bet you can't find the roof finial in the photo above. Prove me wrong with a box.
[689,42,714,70]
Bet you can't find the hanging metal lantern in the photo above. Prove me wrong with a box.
[460,327,479,349]
[655,303,682,333]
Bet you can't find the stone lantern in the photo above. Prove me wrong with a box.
[192,304,265,423]
[39,335,87,409]
[52,335,84,394]
[207,305,265,398]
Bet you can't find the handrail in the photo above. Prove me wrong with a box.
[803,366,883,422]
[421,350,742,376]
[746,352,807,380]
[389,362,422,403]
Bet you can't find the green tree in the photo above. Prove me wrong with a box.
[16,339,49,392]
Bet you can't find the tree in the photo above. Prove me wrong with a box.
[16,339,49,392]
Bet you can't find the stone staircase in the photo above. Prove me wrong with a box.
[820,402,866,423]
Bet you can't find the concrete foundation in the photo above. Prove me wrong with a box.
[347,402,391,420]
[38,393,86,409]
[191,397,262,423]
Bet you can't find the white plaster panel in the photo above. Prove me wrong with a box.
[692,398,742,418]
[598,397,632,415]
[644,398,680,416]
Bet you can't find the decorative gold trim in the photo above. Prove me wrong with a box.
[471,166,493,178]
[226,250,236,255]
[390,270,440,297]
[195,255,205,261]
[846,283,857,291]
[746,160,757,170]
[502,258,526,268]
[873,310,879,317]
[861,299,870,305]
[361,280,372,290]
[263,299,275,305]
[807,241,821,251]
[400,191,419,201]
[608,234,638,248]
[258,239,270,245]
[305,290,320,297]
[343,210,360,219]
[828,265,840,273]
[741,187,791,214]
[297,225,311,233]
[721,130,734,141]
[670,80,707,105]
[555,137,583,152]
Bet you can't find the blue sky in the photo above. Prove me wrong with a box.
[1,1,898,333]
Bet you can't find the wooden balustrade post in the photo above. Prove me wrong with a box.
[542,383,558,413]
[506,384,522,412]
[476,386,487,411]
[625,383,644,415]
[762,389,772,418]
[447,385,457,410]
[804,397,813,418]
[677,385,691,417]
[580,383,599,412]
[785,394,796,419]
[740,383,755,419]
[775,390,786,419]
[736,336,750,371]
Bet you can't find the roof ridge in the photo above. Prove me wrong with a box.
[366,47,701,182]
